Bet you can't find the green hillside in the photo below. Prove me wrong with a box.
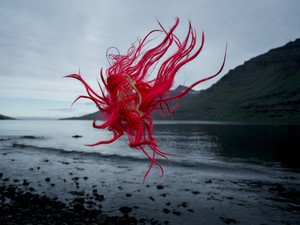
[64,38,300,122]
[170,38,300,121]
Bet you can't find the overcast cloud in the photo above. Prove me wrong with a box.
[0,0,299,118]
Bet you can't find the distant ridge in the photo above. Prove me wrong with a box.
[60,86,199,120]
[63,39,300,122]
[61,112,102,120]
[0,114,15,120]
[171,38,300,121]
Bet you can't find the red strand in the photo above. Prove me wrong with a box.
[65,17,226,182]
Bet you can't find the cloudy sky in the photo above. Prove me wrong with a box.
[0,0,299,119]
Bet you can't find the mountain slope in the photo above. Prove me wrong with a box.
[0,114,15,120]
[63,38,300,122]
[61,112,102,120]
[171,38,300,121]
[61,85,200,120]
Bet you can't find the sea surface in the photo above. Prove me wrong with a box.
[1,120,300,224]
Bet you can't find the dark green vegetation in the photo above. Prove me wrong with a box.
[63,38,300,122]
[171,38,300,121]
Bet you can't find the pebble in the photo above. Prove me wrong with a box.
[149,196,155,201]
[22,135,36,139]
[172,211,181,216]
[29,187,36,192]
[72,135,82,138]
[220,216,238,224]
[0,184,155,225]
[162,208,170,214]
[23,180,30,186]
[72,177,80,181]
[181,202,188,208]
[157,185,164,189]
[73,203,85,213]
[96,213,108,225]
[119,206,132,214]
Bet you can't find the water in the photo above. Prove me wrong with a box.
[1,120,299,168]
[1,120,300,224]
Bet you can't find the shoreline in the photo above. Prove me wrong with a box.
[1,156,300,225]
[1,120,300,225]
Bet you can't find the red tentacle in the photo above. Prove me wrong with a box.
[66,18,226,182]
[86,131,123,147]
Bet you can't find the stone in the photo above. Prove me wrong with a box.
[156,185,164,189]
[119,206,132,214]
[73,203,85,213]
[96,214,108,225]
[162,208,170,214]
[172,211,181,216]
[72,135,83,138]
[23,180,30,186]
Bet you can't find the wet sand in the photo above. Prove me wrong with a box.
[1,172,299,225]
[1,139,300,224]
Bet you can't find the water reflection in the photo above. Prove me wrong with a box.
[154,122,300,168]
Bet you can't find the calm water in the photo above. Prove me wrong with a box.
[0,120,299,169]
[1,120,300,224]
[154,121,300,169]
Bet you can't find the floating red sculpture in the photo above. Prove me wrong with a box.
[66,17,226,183]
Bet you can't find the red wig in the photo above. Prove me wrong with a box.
[66,18,226,182]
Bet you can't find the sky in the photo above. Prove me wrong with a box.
[0,0,299,119]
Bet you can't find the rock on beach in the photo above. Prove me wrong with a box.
[0,184,142,225]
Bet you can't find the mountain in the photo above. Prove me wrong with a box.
[0,114,15,120]
[63,38,300,122]
[61,112,102,120]
[60,86,199,120]
[171,38,300,121]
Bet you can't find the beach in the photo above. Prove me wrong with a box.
[1,120,300,224]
